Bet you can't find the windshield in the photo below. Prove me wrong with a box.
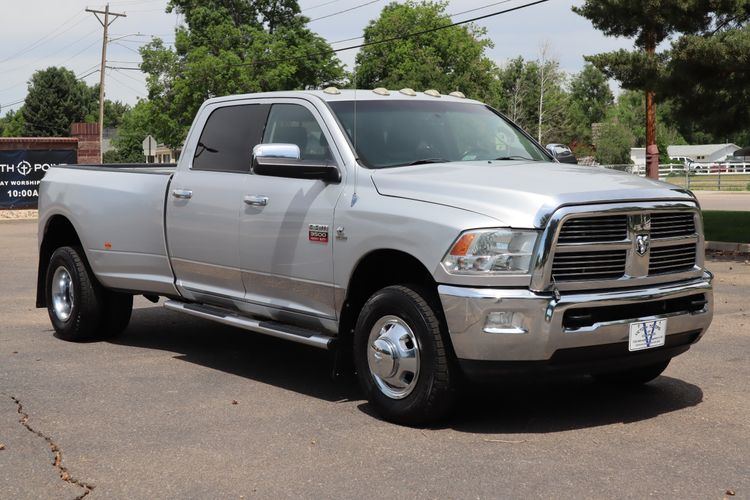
[328,100,551,168]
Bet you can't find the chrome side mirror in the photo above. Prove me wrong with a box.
[251,143,340,183]
[252,143,301,160]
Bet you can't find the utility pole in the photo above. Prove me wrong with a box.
[644,30,659,180]
[86,4,126,162]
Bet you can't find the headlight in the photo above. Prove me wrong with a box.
[442,228,539,275]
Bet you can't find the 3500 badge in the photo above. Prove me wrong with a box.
[308,224,329,243]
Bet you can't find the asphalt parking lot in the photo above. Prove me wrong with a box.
[1,219,749,499]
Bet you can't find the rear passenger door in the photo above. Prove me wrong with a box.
[166,101,270,304]
[239,101,344,321]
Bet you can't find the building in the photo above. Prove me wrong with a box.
[667,144,740,163]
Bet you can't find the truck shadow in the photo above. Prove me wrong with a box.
[110,306,360,403]
[114,306,703,432]
[441,375,703,433]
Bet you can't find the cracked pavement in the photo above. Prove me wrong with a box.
[1,218,749,499]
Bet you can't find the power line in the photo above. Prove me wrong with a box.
[235,0,550,68]
[0,12,86,64]
[3,28,101,75]
[302,0,345,12]
[450,0,517,17]
[108,69,145,95]
[325,0,518,47]
[309,0,382,22]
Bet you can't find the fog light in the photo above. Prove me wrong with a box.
[484,311,527,334]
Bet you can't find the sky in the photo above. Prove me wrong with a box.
[0,0,637,115]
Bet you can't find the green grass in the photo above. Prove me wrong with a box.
[702,211,750,243]
[662,174,750,191]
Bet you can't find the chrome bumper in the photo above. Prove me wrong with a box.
[438,273,713,362]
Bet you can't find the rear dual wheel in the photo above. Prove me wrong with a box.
[353,285,456,425]
[46,246,133,341]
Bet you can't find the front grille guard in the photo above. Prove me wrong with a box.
[529,200,705,293]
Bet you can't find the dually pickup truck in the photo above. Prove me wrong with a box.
[37,88,713,424]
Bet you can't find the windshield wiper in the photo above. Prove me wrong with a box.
[494,155,535,161]
[406,158,450,166]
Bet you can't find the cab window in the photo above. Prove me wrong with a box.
[193,104,270,172]
[262,104,332,162]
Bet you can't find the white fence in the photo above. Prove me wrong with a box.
[599,162,750,191]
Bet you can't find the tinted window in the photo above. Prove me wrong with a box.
[262,104,332,161]
[329,100,549,168]
[193,104,270,172]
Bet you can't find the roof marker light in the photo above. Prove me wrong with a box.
[424,89,441,97]
[373,87,390,96]
[399,88,416,96]
[449,91,466,98]
[323,86,341,95]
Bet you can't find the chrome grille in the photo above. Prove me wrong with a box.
[546,207,701,288]
[649,243,697,274]
[551,249,627,281]
[556,215,628,244]
[650,212,696,239]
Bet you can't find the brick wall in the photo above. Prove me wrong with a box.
[0,137,78,153]
[70,122,100,164]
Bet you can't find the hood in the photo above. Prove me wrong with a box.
[370,161,695,228]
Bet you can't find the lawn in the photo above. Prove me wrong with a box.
[662,173,750,191]
[702,211,750,243]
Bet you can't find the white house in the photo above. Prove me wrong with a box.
[667,144,740,163]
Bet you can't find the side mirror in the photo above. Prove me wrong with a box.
[252,143,340,182]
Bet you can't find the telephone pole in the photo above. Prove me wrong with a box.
[86,4,126,162]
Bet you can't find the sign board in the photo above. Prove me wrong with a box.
[0,150,77,209]
[142,135,157,157]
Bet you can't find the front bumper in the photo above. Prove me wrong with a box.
[438,273,713,369]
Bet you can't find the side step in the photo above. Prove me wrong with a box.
[163,300,336,350]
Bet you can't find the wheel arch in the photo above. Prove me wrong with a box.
[36,214,84,308]
[338,249,442,347]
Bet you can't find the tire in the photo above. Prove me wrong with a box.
[353,285,456,425]
[46,246,104,341]
[593,360,670,386]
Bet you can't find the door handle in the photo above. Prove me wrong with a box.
[243,195,268,207]
[172,189,193,199]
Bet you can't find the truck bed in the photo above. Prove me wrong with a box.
[57,163,177,175]
[38,163,178,296]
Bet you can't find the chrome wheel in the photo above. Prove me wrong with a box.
[367,315,420,399]
[51,266,74,322]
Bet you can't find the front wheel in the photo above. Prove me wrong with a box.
[353,285,456,425]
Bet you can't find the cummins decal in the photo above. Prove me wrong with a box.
[0,150,77,209]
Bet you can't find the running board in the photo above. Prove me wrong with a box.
[163,300,335,350]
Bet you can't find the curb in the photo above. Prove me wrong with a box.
[706,241,750,253]
[0,218,38,223]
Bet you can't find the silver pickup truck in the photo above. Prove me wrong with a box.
[37,89,713,424]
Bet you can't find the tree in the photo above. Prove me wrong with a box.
[0,109,25,137]
[567,63,613,144]
[104,100,155,163]
[573,1,745,177]
[594,120,634,165]
[20,67,98,137]
[104,100,130,129]
[495,55,571,145]
[666,23,750,141]
[354,1,500,104]
[141,0,343,148]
